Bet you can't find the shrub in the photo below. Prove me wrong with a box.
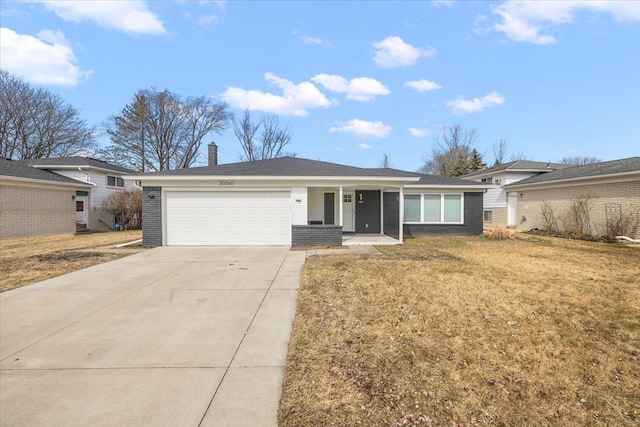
[102,189,142,230]
[605,204,640,238]
[484,226,518,240]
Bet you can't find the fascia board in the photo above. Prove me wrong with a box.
[0,175,93,188]
[30,165,132,175]
[506,171,640,190]
[127,175,421,184]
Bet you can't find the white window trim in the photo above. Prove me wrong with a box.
[483,210,493,223]
[403,193,464,224]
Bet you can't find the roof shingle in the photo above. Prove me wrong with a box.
[506,157,640,187]
[0,158,91,186]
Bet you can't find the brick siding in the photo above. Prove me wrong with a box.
[142,186,162,247]
[517,180,640,238]
[292,225,342,247]
[0,184,77,238]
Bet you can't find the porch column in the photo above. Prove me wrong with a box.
[339,186,343,227]
[399,186,404,243]
[380,189,384,235]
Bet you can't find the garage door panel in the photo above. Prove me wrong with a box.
[166,191,291,246]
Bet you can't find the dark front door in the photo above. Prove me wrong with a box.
[323,193,335,225]
[355,190,381,233]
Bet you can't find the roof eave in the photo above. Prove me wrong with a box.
[506,171,640,189]
[0,175,93,188]
[29,164,133,174]
[127,175,422,183]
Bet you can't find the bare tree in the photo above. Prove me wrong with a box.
[0,70,96,160]
[492,139,508,166]
[102,88,230,171]
[233,109,294,161]
[560,156,601,166]
[379,153,392,168]
[418,124,482,176]
[508,151,532,161]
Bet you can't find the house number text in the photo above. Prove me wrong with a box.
[218,180,235,186]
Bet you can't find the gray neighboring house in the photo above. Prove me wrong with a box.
[461,160,569,227]
[21,157,137,232]
[0,158,92,238]
[130,147,488,247]
[504,157,640,238]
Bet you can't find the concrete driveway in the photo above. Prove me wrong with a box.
[0,246,305,427]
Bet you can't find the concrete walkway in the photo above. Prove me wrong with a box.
[0,247,305,427]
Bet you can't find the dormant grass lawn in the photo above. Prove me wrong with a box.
[0,231,142,292]
[279,235,639,426]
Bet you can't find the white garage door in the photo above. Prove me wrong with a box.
[165,191,291,246]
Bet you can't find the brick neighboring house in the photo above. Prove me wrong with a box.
[461,160,569,227]
[0,158,92,238]
[21,157,137,232]
[505,157,640,238]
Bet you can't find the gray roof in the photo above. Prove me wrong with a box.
[136,156,485,187]
[22,156,135,174]
[0,158,91,186]
[462,160,568,178]
[139,157,414,177]
[506,157,640,187]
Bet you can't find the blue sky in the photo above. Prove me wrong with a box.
[1,0,638,171]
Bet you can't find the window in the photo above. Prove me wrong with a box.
[483,210,493,223]
[404,194,463,223]
[481,177,493,183]
[76,201,84,212]
[107,175,124,187]
[343,194,352,203]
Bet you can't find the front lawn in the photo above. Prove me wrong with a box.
[279,236,640,426]
[0,231,142,292]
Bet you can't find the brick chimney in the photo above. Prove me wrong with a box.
[208,143,218,166]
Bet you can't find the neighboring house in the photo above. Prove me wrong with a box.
[462,160,568,227]
[130,146,488,247]
[504,157,640,238]
[21,157,136,232]
[0,158,93,238]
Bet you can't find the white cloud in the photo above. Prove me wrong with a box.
[330,119,392,138]
[404,79,442,92]
[296,32,331,46]
[371,36,437,68]
[197,14,219,27]
[39,1,166,35]
[357,143,374,150]
[0,27,91,86]
[490,1,640,44]
[408,127,431,137]
[431,0,455,7]
[446,91,505,115]
[311,74,390,101]
[220,72,334,116]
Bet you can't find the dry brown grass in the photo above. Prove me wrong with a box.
[483,226,518,240]
[0,231,142,292]
[279,235,640,426]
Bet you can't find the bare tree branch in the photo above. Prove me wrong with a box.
[233,109,293,161]
[0,70,96,160]
[102,88,229,171]
[560,156,601,166]
[418,124,482,176]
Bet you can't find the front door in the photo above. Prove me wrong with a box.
[75,196,88,226]
[507,192,518,226]
[342,192,355,232]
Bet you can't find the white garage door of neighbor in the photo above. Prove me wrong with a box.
[165,191,291,245]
